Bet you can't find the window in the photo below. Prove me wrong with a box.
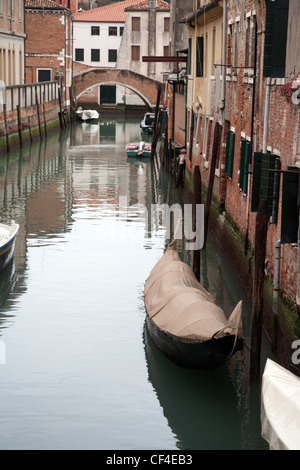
[91,26,100,35]
[18,0,22,21]
[119,27,124,36]
[7,0,11,18]
[196,36,204,77]
[108,49,117,62]
[38,69,51,82]
[109,26,117,36]
[164,17,170,32]
[75,48,84,61]
[251,152,281,223]
[211,27,216,76]
[163,46,169,57]
[132,17,140,32]
[234,21,239,74]
[245,16,251,70]
[224,130,235,178]
[91,49,100,62]
[239,139,251,194]
[131,46,140,61]
[264,0,289,78]
[281,167,299,243]
[187,38,192,75]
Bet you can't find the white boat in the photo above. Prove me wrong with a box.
[140,112,155,134]
[76,107,99,121]
[0,221,19,272]
[261,358,300,450]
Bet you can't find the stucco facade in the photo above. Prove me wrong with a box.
[0,0,26,86]
[117,0,170,82]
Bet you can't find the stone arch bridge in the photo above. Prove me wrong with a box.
[73,66,163,110]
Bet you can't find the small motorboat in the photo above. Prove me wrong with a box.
[126,141,152,158]
[0,221,19,272]
[261,358,300,450]
[144,240,243,369]
[140,112,155,134]
[76,107,100,121]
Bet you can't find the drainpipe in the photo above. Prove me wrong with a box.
[220,0,226,125]
[263,77,271,153]
[272,239,281,353]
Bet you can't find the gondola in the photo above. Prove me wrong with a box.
[144,240,243,369]
[0,221,19,272]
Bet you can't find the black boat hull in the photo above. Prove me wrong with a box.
[146,316,243,370]
[0,236,17,273]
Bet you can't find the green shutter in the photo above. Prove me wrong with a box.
[188,38,192,75]
[239,140,251,193]
[264,0,289,78]
[251,152,263,212]
[260,153,277,216]
[281,168,299,244]
[271,157,281,224]
[196,37,204,77]
[251,152,280,219]
[225,131,235,178]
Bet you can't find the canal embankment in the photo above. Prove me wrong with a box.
[158,130,300,378]
[0,80,74,153]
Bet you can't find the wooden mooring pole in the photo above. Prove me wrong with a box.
[3,103,10,152]
[204,122,220,247]
[250,198,270,380]
[16,105,23,148]
[35,87,43,140]
[192,165,202,281]
[151,84,162,159]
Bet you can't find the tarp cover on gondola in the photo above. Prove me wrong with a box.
[261,358,300,450]
[144,241,243,343]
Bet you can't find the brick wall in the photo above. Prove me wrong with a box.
[25,11,72,95]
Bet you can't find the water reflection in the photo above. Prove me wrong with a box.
[0,116,268,450]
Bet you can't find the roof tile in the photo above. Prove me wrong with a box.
[25,0,69,9]
[74,0,169,22]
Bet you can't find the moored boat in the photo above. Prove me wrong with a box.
[261,358,300,450]
[0,221,19,272]
[76,107,100,121]
[144,240,243,369]
[140,112,155,134]
[126,141,152,158]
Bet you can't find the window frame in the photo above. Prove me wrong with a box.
[91,49,100,62]
[75,48,84,62]
[109,26,118,36]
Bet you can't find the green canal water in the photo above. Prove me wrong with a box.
[0,115,269,450]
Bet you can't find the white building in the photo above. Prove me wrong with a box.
[117,0,171,82]
[73,0,170,108]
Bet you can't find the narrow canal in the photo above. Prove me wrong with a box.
[0,115,269,450]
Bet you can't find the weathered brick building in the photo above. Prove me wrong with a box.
[25,0,74,104]
[166,0,300,371]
